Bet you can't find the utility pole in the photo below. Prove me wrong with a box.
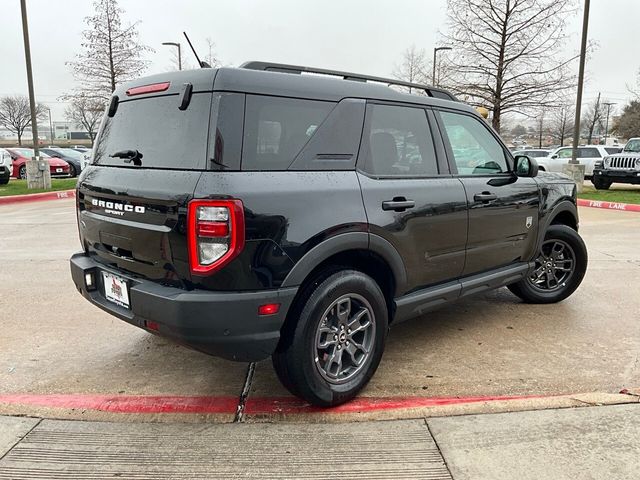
[47,106,54,145]
[432,47,452,86]
[603,102,616,144]
[565,0,590,190]
[20,0,50,189]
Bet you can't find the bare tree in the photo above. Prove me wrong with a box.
[66,0,152,103]
[65,98,105,145]
[582,93,603,144]
[392,45,429,93]
[551,104,574,146]
[443,0,577,133]
[204,37,222,68]
[0,96,47,146]
[613,101,640,139]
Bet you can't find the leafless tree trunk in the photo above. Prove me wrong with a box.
[204,38,222,68]
[582,93,603,144]
[65,0,152,103]
[65,98,105,146]
[392,45,429,93]
[443,0,577,133]
[0,96,47,146]
[551,105,575,146]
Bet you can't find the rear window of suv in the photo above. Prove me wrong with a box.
[242,95,335,171]
[93,93,212,170]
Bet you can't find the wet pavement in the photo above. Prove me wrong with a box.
[1,199,639,422]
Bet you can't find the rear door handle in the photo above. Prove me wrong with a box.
[382,198,415,212]
[473,192,498,203]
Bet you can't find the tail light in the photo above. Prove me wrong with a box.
[187,199,245,275]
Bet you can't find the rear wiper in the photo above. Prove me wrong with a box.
[110,150,143,166]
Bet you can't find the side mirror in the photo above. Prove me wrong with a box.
[514,155,539,178]
[551,154,559,159]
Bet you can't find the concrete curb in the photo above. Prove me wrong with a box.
[0,390,637,423]
[577,198,640,212]
[0,189,75,206]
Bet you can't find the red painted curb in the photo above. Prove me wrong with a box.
[0,189,76,206]
[577,198,640,212]
[0,393,548,415]
[0,394,238,414]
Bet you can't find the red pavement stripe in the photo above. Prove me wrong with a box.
[0,394,238,414]
[0,189,76,206]
[577,198,640,212]
[0,393,547,415]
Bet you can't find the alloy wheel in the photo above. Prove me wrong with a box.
[313,294,376,384]
[528,239,576,292]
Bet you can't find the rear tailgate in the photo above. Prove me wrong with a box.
[77,71,217,287]
[77,169,201,287]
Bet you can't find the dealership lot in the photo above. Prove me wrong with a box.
[0,199,639,422]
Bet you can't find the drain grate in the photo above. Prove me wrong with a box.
[0,418,451,479]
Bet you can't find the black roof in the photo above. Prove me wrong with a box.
[115,63,474,114]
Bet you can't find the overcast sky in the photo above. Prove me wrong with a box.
[1,0,639,123]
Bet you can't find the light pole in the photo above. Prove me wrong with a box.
[20,0,50,188]
[566,0,590,190]
[162,42,181,70]
[603,102,616,144]
[432,47,452,86]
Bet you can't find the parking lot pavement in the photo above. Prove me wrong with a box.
[247,206,640,418]
[1,199,639,422]
[0,200,248,422]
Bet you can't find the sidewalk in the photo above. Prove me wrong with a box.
[1,403,638,479]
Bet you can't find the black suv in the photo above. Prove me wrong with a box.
[70,62,587,406]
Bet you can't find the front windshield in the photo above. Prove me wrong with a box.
[624,140,640,153]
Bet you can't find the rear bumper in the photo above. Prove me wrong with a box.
[70,252,298,362]
[593,169,640,184]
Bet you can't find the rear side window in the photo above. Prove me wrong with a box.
[579,147,601,158]
[242,95,334,171]
[361,103,438,177]
[94,92,212,170]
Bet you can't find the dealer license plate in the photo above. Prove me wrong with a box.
[102,272,130,308]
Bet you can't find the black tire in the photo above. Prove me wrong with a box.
[272,269,388,407]
[0,176,8,185]
[68,164,77,177]
[592,177,611,190]
[19,165,27,180]
[508,225,587,304]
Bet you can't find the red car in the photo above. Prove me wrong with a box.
[6,148,70,179]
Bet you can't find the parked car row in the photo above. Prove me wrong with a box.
[514,145,624,178]
[0,146,91,181]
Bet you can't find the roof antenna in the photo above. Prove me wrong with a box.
[183,32,211,68]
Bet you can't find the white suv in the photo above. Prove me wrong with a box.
[0,148,13,184]
[538,145,623,178]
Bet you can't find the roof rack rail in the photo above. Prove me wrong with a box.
[240,61,458,102]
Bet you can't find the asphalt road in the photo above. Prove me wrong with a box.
[1,198,639,421]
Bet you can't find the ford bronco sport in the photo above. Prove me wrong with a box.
[70,62,587,406]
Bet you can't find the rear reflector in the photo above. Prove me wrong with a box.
[126,82,171,96]
[145,320,160,331]
[197,222,229,237]
[258,303,280,316]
